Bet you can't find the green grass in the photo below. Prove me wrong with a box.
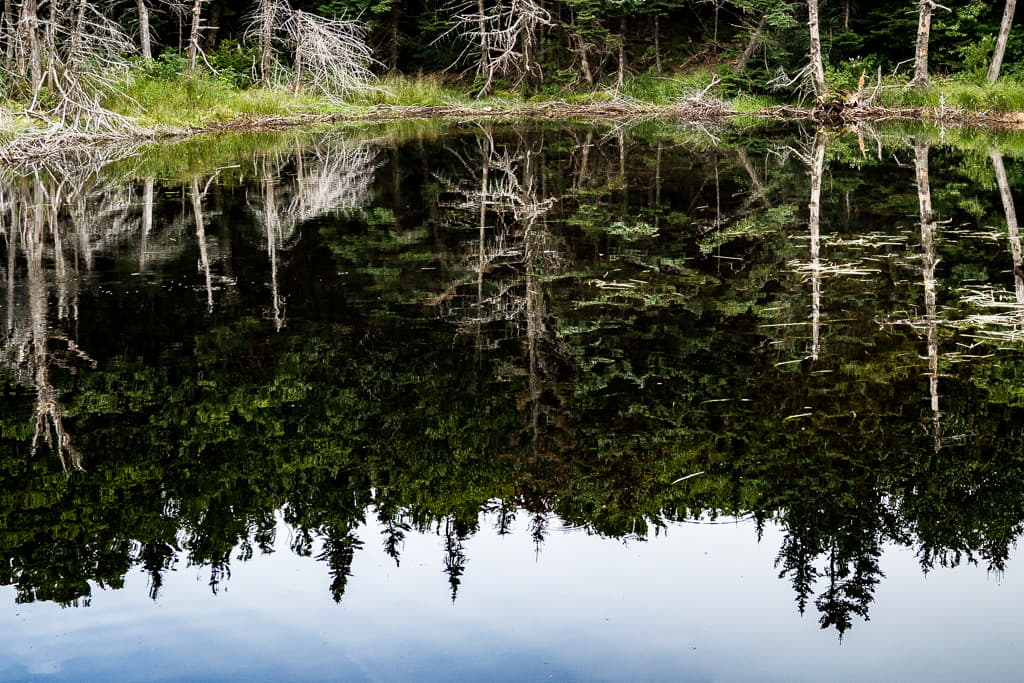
[347,74,465,107]
[617,70,721,105]
[106,72,331,128]
[875,76,1024,114]
[732,93,781,113]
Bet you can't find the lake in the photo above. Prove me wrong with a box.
[2,120,1024,681]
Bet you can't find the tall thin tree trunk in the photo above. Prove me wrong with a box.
[989,0,1017,84]
[3,0,14,61]
[19,0,42,89]
[389,4,400,71]
[188,0,205,73]
[653,15,661,75]
[911,0,933,87]
[808,0,828,98]
[477,0,493,96]
[203,1,221,49]
[256,0,275,85]
[137,0,152,59]
[617,16,627,89]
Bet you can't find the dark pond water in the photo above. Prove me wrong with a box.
[2,121,1024,680]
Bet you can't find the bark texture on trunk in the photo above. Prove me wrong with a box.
[137,0,152,59]
[808,0,827,97]
[989,0,1017,84]
[911,0,933,87]
[188,0,204,73]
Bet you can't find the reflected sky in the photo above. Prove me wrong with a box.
[0,515,1017,682]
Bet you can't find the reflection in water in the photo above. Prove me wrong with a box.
[914,139,943,453]
[2,124,1024,637]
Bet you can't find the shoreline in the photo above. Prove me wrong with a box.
[4,100,1024,165]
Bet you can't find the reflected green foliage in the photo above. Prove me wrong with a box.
[3,123,1024,636]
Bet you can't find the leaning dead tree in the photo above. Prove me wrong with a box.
[447,0,551,97]
[244,0,376,97]
[988,0,1017,84]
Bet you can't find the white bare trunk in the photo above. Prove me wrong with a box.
[989,0,1017,84]
[911,0,933,87]
[188,0,205,73]
[808,0,827,97]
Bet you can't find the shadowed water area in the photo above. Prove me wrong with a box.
[2,121,1024,680]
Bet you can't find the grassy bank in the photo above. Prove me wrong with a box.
[5,65,1024,161]
[100,66,1024,126]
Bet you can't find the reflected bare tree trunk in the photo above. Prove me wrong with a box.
[188,0,206,73]
[990,150,1024,310]
[139,179,153,270]
[574,130,593,192]
[737,148,768,208]
[262,159,285,331]
[4,195,16,336]
[476,131,493,351]
[22,182,84,471]
[914,139,941,453]
[808,134,827,361]
[191,178,214,312]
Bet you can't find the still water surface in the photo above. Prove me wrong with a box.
[2,122,1024,680]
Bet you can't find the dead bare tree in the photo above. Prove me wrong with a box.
[284,9,376,97]
[243,2,376,97]
[0,0,137,132]
[447,0,551,97]
[244,0,291,85]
